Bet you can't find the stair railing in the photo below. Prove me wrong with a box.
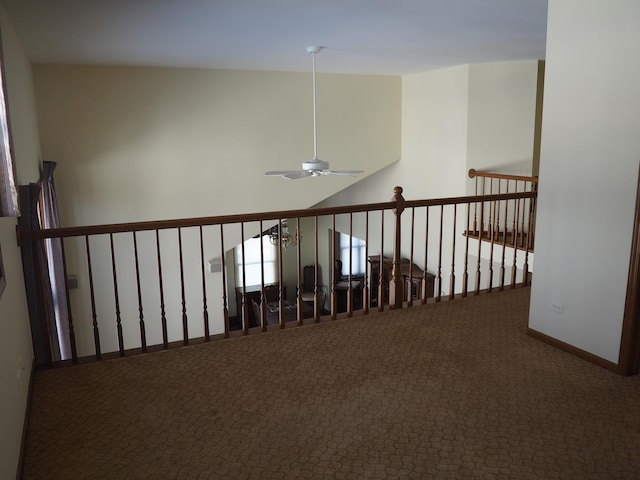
[17,185,536,367]
[468,168,538,253]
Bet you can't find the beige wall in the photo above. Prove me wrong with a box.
[466,60,538,179]
[32,65,401,226]
[29,65,401,355]
[529,0,640,363]
[319,61,538,296]
[0,5,41,478]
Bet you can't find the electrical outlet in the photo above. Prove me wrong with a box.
[550,300,564,314]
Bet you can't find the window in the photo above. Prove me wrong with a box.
[339,232,366,276]
[0,28,18,217]
[235,235,278,287]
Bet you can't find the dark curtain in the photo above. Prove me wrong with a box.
[39,161,70,360]
[18,183,59,365]
[18,161,69,365]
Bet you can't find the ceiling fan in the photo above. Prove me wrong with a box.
[265,46,363,180]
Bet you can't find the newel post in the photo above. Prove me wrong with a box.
[389,186,405,309]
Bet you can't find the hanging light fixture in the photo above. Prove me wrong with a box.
[269,219,302,249]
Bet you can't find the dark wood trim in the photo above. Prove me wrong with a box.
[16,191,535,242]
[532,60,545,177]
[619,164,640,376]
[527,328,618,373]
[468,168,539,184]
[16,358,36,480]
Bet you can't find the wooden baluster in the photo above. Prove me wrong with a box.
[462,203,470,298]
[331,215,337,319]
[133,232,147,352]
[314,215,321,322]
[109,233,124,356]
[278,219,285,328]
[407,208,415,306]
[529,181,538,251]
[486,178,493,242]
[523,196,532,286]
[519,181,528,248]
[296,217,304,325]
[511,197,521,288]
[389,186,405,309]
[499,183,509,291]
[449,204,457,300]
[59,238,78,364]
[156,230,168,348]
[178,228,189,345]
[240,222,249,334]
[378,211,385,312]
[473,176,478,235]
[436,205,443,302]
[487,200,497,293]
[474,199,484,295]
[259,220,267,332]
[363,211,370,314]
[421,207,430,304]
[511,181,519,248]
[495,179,502,243]
[85,235,101,360]
[347,213,354,317]
[219,225,230,338]
[199,226,209,342]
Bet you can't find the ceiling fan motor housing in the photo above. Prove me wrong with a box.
[302,159,329,172]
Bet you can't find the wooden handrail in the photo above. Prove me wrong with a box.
[16,190,536,242]
[468,168,538,184]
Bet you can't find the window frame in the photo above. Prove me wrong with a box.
[0,25,18,218]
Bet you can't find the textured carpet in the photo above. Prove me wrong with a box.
[22,288,640,479]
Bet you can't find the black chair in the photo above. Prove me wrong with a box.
[301,265,325,307]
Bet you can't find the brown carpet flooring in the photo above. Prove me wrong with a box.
[22,288,640,479]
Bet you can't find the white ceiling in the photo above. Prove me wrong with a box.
[0,0,548,76]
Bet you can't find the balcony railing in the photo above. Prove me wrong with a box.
[18,182,537,367]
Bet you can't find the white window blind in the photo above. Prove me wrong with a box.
[339,232,366,276]
[236,236,278,287]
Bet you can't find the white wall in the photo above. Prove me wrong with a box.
[318,62,538,296]
[32,65,401,226]
[28,65,401,355]
[0,5,41,478]
[529,0,640,363]
[467,61,538,180]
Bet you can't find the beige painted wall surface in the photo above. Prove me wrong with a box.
[29,65,400,357]
[529,0,640,363]
[316,66,470,296]
[319,62,537,296]
[0,5,41,478]
[466,60,538,193]
[32,65,401,227]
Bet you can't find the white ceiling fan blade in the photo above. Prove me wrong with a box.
[321,170,364,177]
[265,170,312,180]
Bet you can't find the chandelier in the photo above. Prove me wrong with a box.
[269,219,302,250]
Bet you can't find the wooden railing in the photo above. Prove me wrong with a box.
[467,169,538,252]
[18,184,537,367]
